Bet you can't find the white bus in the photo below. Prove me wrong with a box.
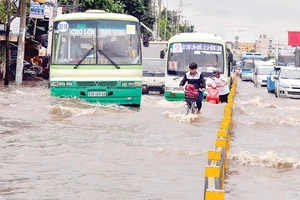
[161,33,230,101]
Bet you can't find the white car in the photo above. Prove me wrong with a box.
[274,67,300,98]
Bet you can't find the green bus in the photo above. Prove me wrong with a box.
[50,10,146,106]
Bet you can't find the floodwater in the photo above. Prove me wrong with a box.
[226,80,300,200]
[0,80,225,200]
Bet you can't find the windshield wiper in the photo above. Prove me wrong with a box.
[173,76,182,80]
[97,49,120,69]
[74,47,94,69]
[144,71,155,76]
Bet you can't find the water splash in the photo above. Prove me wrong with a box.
[163,111,201,123]
[142,96,185,108]
[46,105,97,118]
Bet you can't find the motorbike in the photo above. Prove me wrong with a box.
[10,61,40,78]
[206,83,221,104]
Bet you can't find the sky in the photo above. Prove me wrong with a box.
[164,0,300,45]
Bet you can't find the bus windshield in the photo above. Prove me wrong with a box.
[143,59,165,72]
[243,61,254,70]
[52,20,141,65]
[167,42,224,76]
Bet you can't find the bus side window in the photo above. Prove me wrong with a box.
[60,36,69,59]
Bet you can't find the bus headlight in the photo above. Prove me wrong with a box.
[121,81,142,86]
[50,81,73,87]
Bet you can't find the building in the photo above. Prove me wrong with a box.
[255,34,273,56]
[225,26,260,58]
[225,26,260,43]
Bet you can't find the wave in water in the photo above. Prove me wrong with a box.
[149,147,203,157]
[238,96,300,111]
[229,151,300,169]
[233,119,273,126]
[238,96,276,108]
[234,106,300,126]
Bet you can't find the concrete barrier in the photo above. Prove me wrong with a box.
[203,75,237,200]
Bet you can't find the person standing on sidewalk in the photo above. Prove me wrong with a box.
[213,70,229,103]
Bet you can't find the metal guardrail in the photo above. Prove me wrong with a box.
[203,75,237,200]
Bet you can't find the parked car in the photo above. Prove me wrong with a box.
[142,58,165,95]
[274,67,300,98]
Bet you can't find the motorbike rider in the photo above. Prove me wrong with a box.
[179,62,206,114]
[213,70,230,103]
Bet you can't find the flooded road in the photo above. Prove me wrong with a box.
[227,80,300,200]
[0,80,224,200]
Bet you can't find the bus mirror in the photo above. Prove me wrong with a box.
[143,35,149,47]
[160,50,165,59]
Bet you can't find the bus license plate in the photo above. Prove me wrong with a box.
[149,91,160,95]
[88,91,106,97]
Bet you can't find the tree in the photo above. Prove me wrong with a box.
[122,0,155,31]
[59,0,125,13]
[58,0,155,33]
[0,0,20,23]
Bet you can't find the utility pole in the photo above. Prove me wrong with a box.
[157,0,162,40]
[177,0,183,34]
[47,0,58,56]
[4,0,11,85]
[15,0,27,85]
[171,10,174,36]
[164,0,168,40]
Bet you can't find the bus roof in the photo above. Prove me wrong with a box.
[149,41,168,44]
[168,33,225,44]
[242,55,265,60]
[54,10,139,23]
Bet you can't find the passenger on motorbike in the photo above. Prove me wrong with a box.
[179,62,206,114]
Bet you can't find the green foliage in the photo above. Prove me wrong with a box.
[0,0,19,23]
[122,0,155,30]
[60,0,125,13]
[58,0,155,32]
[159,8,194,40]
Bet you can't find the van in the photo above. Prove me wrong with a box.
[253,61,275,87]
